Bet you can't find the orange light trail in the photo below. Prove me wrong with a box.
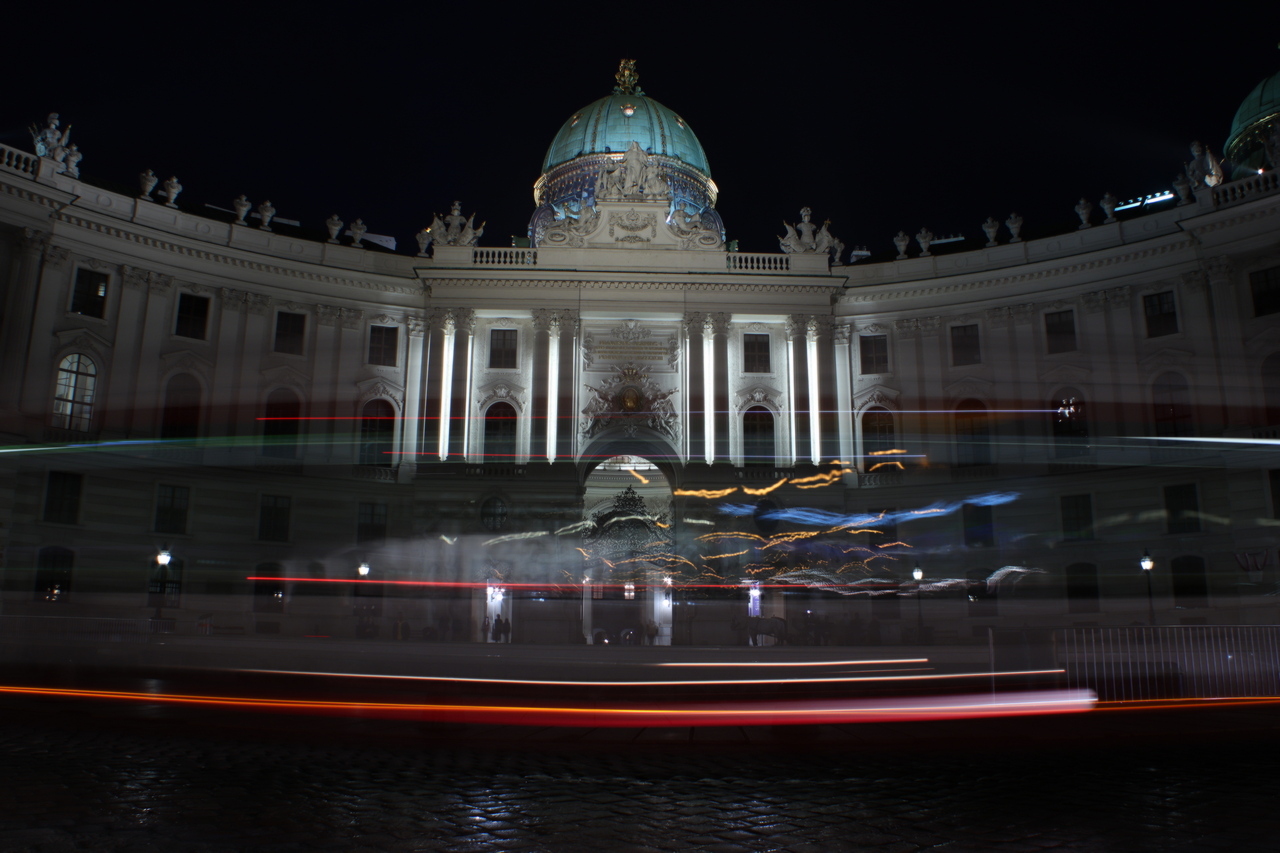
[699,549,749,560]
[743,478,787,495]
[673,487,738,498]
[868,461,904,471]
[868,448,908,456]
[627,468,650,484]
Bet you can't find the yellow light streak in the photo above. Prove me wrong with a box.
[868,461,904,472]
[674,488,738,499]
[743,478,788,496]
[868,448,907,456]
[699,550,749,560]
[628,468,650,484]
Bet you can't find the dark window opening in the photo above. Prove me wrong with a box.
[1065,562,1100,613]
[1152,373,1192,438]
[1143,291,1178,338]
[1250,266,1280,317]
[368,325,398,366]
[70,268,108,318]
[174,293,210,339]
[950,324,981,366]
[43,471,82,524]
[481,497,508,531]
[860,334,888,374]
[743,334,771,373]
[262,388,301,459]
[1164,483,1201,534]
[743,406,775,465]
[1061,494,1093,541]
[160,373,201,441]
[862,407,895,457]
[1045,309,1077,354]
[357,501,388,545]
[489,329,517,369]
[1171,555,1208,608]
[35,546,73,603]
[484,402,517,461]
[154,484,190,534]
[955,399,991,466]
[258,495,291,542]
[274,312,306,355]
[963,503,995,548]
[359,399,395,466]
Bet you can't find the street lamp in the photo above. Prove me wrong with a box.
[1140,550,1156,626]
[912,562,924,643]
[152,547,172,623]
[357,561,370,577]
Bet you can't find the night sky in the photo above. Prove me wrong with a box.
[5,7,1276,258]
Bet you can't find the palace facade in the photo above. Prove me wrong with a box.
[2,61,1279,645]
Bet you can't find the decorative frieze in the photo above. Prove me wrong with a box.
[894,318,919,340]
[406,315,425,337]
[315,305,341,327]
[339,307,364,329]
[247,293,273,315]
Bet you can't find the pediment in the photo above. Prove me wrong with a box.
[1038,361,1092,385]
[477,379,527,413]
[53,327,112,363]
[736,383,783,413]
[158,348,214,382]
[355,375,404,409]
[1138,347,1195,370]
[261,363,310,391]
[854,384,901,412]
[944,376,995,400]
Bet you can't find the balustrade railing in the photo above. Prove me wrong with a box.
[726,253,790,272]
[1212,171,1280,207]
[0,143,37,177]
[472,248,537,266]
[352,465,397,482]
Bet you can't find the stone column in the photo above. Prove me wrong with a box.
[448,309,475,459]
[531,309,553,461]
[399,315,425,480]
[891,319,923,472]
[787,315,811,465]
[555,310,578,460]
[710,313,731,463]
[1197,260,1246,428]
[1,230,52,421]
[1006,304,1038,464]
[916,316,944,462]
[833,323,854,465]
[335,308,366,464]
[1100,286,1139,446]
[421,308,451,461]
[18,240,72,421]
[128,272,176,438]
[213,288,249,453]
[683,312,705,463]
[809,316,839,463]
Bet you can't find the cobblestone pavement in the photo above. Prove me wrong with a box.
[1,697,1278,852]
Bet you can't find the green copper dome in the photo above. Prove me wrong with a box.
[541,74,710,176]
[1225,66,1280,177]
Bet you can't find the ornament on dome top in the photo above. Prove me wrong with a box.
[779,207,845,264]
[614,59,642,95]
[428,200,485,247]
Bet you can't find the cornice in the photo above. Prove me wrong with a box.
[838,239,1194,305]
[21,199,425,296]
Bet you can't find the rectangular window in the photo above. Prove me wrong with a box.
[1143,291,1178,338]
[489,329,518,369]
[43,471,83,524]
[1250,266,1280,317]
[1164,483,1200,534]
[1045,310,1077,354]
[273,312,306,355]
[174,294,210,340]
[368,325,398,366]
[950,324,981,366]
[963,503,995,548]
[70,268,108,318]
[357,501,387,545]
[258,495,291,542]
[154,484,190,534]
[743,334,771,373]
[859,335,888,374]
[1061,494,1094,541]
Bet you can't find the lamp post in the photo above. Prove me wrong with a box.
[912,562,924,644]
[153,548,172,623]
[1140,549,1156,626]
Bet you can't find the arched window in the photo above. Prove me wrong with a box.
[954,399,991,466]
[52,353,97,431]
[1152,372,1192,438]
[1262,353,1280,425]
[358,399,396,467]
[1052,391,1089,458]
[862,406,895,458]
[262,388,301,459]
[1065,562,1100,613]
[742,406,775,466]
[35,546,73,603]
[160,373,202,441]
[1171,555,1208,609]
[484,402,518,462]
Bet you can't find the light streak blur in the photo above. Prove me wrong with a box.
[674,488,739,499]
[742,478,787,495]
[627,468,650,484]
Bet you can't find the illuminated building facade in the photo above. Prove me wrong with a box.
[1,61,1279,643]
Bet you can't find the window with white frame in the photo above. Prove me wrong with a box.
[52,353,97,431]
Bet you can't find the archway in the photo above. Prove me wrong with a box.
[580,454,675,646]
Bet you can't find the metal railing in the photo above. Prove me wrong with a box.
[1059,625,1280,701]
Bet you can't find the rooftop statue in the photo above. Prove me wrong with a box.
[60,145,82,178]
[667,206,723,251]
[779,208,845,264]
[543,199,600,247]
[29,113,71,160]
[614,58,642,96]
[1185,141,1224,188]
[429,201,485,247]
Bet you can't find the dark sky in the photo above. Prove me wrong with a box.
[5,6,1276,257]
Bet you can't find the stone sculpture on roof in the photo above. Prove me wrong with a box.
[779,208,844,264]
[29,113,70,160]
[429,201,485,247]
[1185,141,1224,188]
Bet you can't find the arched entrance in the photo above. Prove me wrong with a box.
[581,454,674,645]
